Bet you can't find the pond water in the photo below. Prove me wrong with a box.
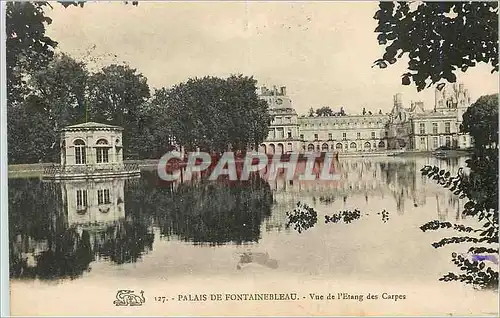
[8,156,498,316]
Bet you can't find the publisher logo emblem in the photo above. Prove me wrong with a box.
[113,290,146,306]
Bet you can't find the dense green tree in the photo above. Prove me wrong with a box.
[8,54,89,163]
[7,100,55,164]
[315,106,335,117]
[461,94,498,151]
[6,2,57,105]
[374,2,498,91]
[158,75,270,153]
[87,64,151,157]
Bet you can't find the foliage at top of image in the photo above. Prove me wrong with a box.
[374,2,498,91]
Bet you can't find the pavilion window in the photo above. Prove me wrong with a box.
[98,189,111,205]
[76,189,88,207]
[74,139,86,164]
[96,139,110,163]
[96,148,109,163]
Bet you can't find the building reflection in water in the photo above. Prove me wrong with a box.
[8,156,467,280]
[9,175,154,280]
[262,157,465,231]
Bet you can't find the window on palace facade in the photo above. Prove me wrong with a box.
[98,189,111,205]
[419,123,425,134]
[384,131,388,137]
[300,134,304,140]
[371,132,375,138]
[432,123,438,134]
[433,137,438,148]
[342,132,346,140]
[357,132,361,139]
[287,131,292,138]
[445,136,451,146]
[328,133,332,140]
[445,122,451,133]
[314,134,318,140]
[76,189,88,207]
[420,137,425,145]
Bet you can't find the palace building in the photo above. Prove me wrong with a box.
[258,84,472,154]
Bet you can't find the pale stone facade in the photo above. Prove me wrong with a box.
[259,84,472,154]
[63,177,126,229]
[258,86,303,154]
[60,122,125,171]
[409,84,472,151]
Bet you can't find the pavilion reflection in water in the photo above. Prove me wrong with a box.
[9,175,153,280]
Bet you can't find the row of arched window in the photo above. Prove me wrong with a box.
[259,141,386,154]
[306,141,386,151]
[73,138,110,164]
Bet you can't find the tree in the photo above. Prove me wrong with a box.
[461,94,498,151]
[8,54,89,163]
[308,107,315,117]
[6,2,57,105]
[5,1,92,105]
[158,75,270,153]
[315,106,334,117]
[373,2,498,91]
[7,99,54,163]
[29,53,88,126]
[87,64,151,156]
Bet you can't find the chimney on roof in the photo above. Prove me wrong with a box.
[393,93,403,107]
[280,86,287,96]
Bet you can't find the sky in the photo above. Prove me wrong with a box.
[45,1,499,115]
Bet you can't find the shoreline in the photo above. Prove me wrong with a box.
[7,150,472,178]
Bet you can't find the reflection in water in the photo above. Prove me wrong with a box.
[236,251,279,270]
[8,156,469,282]
[263,157,465,230]
[9,172,273,279]
[126,171,273,245]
